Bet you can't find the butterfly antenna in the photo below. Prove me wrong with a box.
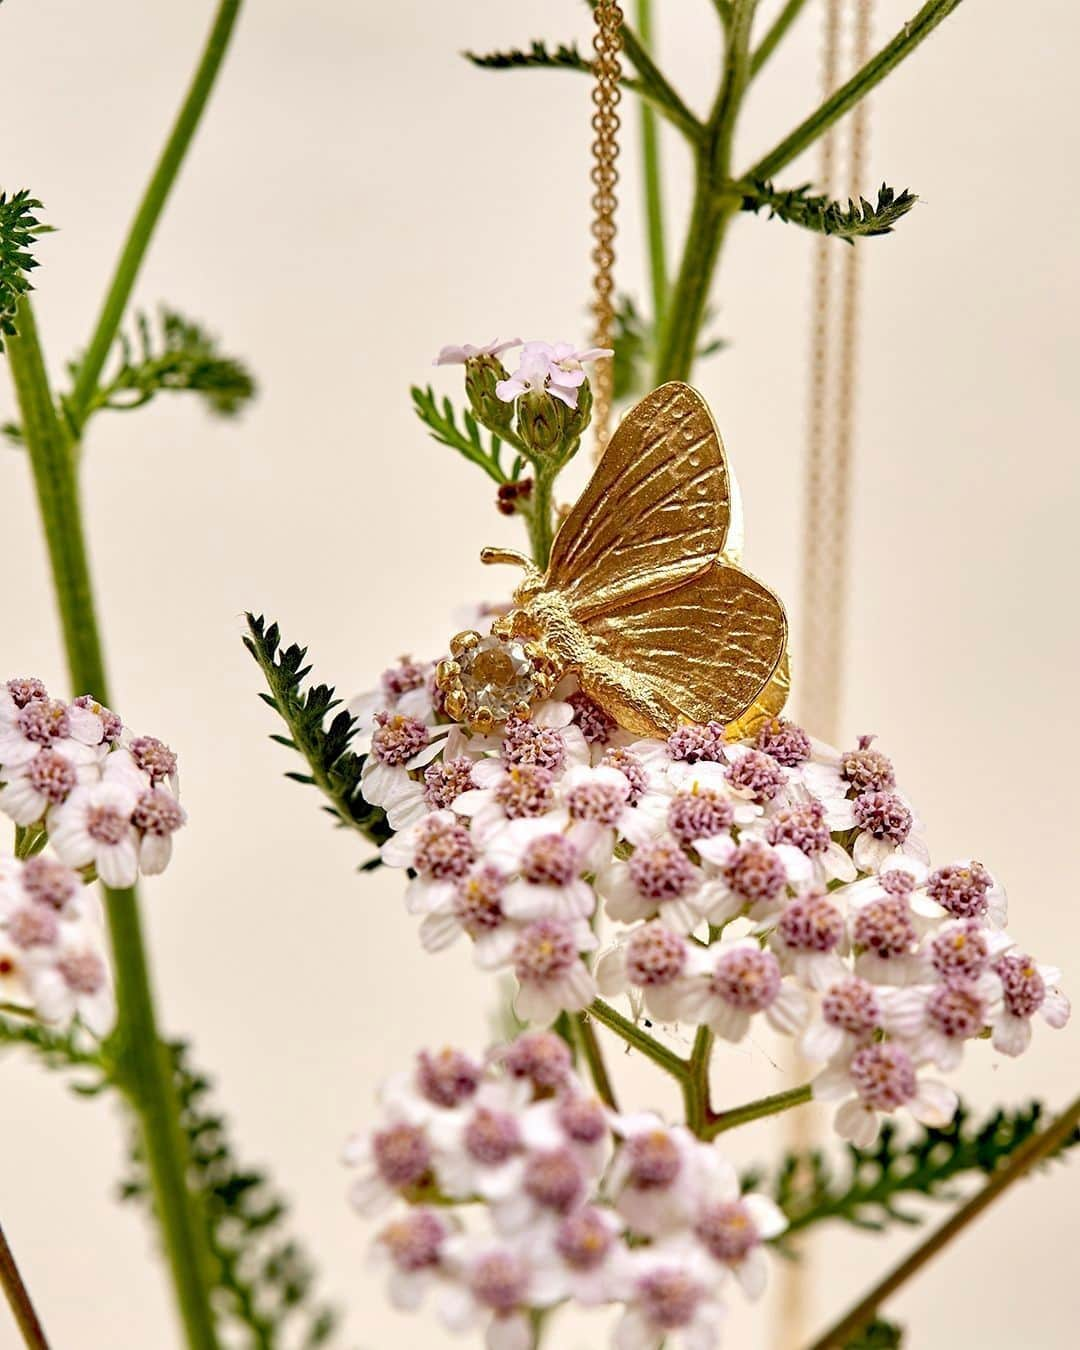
[479,547,534,573]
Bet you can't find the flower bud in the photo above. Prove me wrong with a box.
[517,390,564,456]
[465,355,515,435]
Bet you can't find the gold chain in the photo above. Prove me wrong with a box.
[590,0,624,454]
[784,4,874,1348]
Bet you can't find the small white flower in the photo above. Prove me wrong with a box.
[813,1041,958,1148]
[676,937,808,1043]
[607,1116,703,1238]
[989,952,1070,1056]
[370,1208,456,1312]
[613,1243,725,1350]
[30,930,114,1035]
[597,835,717,934]
[595,923,697,1025]
[511,917,598,1025]
[487,818,595,923]
[688,1148,787,1300]
[0,697,100,771]
[437,1232,562,1350]
[0,745,95,826]
[434,337,521,366]
[495,340,611,410]
[48,780,140,888]
[417,862,523,970]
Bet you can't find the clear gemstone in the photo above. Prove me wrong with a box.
[458,635,538,721]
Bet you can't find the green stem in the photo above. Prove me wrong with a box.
[747,0,965,182]
[703,1082,812,1138]
[587,998,691,1083]
[575,1012,619,1110]
[636,0,668,331]
[67,0,245,431]
[750,0,811,78]
[0,1222,49,1350]
[652,1,755,382]
[683,1026,714,1135]
[805,1093,1080,1349]
[6,300,220,1350]
[526,469,557,568]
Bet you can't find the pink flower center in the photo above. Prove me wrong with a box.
[523,1147,585,1213]
[27,749,77,805]
[822,977,881,1035]
[57,949,106,995]
[600,748,647,804]
[625,922,687,986]
[695,1199,760,1264]
[723,840,786,904]
[555,1207,613,1270]
[512,919,579,983]
[767,800,831,857]
[20,856,78,910]
[927,983,986,1039]
[726,749,787,803]
[567,781,625,826]
[841,741,896,793]
[667,789,733,846]
[625,1130,681,1189]
[637,1268,705,1330]
[74,695,121,743]
[852,790,912,844]
[567,691,616,745]
[777,893,844,953]
[416,1047,481,1107]
[17,699,69,745]
[850,1042,917,1110]
[453,865,506,935]
[414,818,474,880]
[7,904,59,949]
[854,897,917,959]
[666,721,726,764]
[373,1122,431,1188]
[629,837,696,901]
[502,717,565,772]
[372,714,429,766]
[465,1107,522,1165]
[129,735,178,782]
[710,946,782,1011]
[6,677,47,708]
[996,953,1046,1018]
[380,1210,446,1272]
[423,756,475,809]
[495,764,555,819]
[381,660,427,697]
[132,789,186,836]
[557,1094,607,1143]
[86,802,130,846]
[521,834,578,887]
[929,922,990,983]
[503,1031,572,1091]
[926,862,993,919]
[755,717,812,767]
[470,1250,529,1314]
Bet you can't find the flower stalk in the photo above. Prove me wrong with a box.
[0,1221,49,1350]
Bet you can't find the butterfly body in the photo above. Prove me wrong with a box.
[439,382,790,737]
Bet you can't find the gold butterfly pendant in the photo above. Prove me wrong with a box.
[436,382,790,739]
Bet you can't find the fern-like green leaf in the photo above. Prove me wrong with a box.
[752,1100,1079,1241]
[119,1041,337,1347]
[411,384,513,485]
[0,189,52,351]
[464,39,592,77]
[243,614,390,857]
[70,307,256,421]
[740,180,917,240]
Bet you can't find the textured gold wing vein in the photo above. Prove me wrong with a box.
[545,382,731,618]
[581,562,788,725]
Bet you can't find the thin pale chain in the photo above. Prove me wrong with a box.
[784,5,874,1349]
[590,0,623,455]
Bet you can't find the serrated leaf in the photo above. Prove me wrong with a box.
[740,179,917,240]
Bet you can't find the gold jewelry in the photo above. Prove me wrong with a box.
[438,382,789,738]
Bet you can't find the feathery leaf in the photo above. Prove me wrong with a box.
[740,179,917,240]
[0,189,52,351]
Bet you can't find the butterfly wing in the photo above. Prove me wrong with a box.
[545,382,730,619]
[579,560,788,729]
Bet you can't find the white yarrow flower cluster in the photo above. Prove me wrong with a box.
[0,676,187,888]
[347,1034,786,1350]
[357,657,1070,1152]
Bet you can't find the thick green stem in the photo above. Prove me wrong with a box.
[67,0,244,431]
[587,999,691,1083]
[636,0,668,331]
[703,1082,812,1138]
[683,1026,715,1135]
[526,469,557,568]
[6,300,221,1350]
[805,1093,1080,1349]
[747,0,965,182]
[652,1,755,383]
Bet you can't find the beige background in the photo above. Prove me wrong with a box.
[3,0,1079,1346]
